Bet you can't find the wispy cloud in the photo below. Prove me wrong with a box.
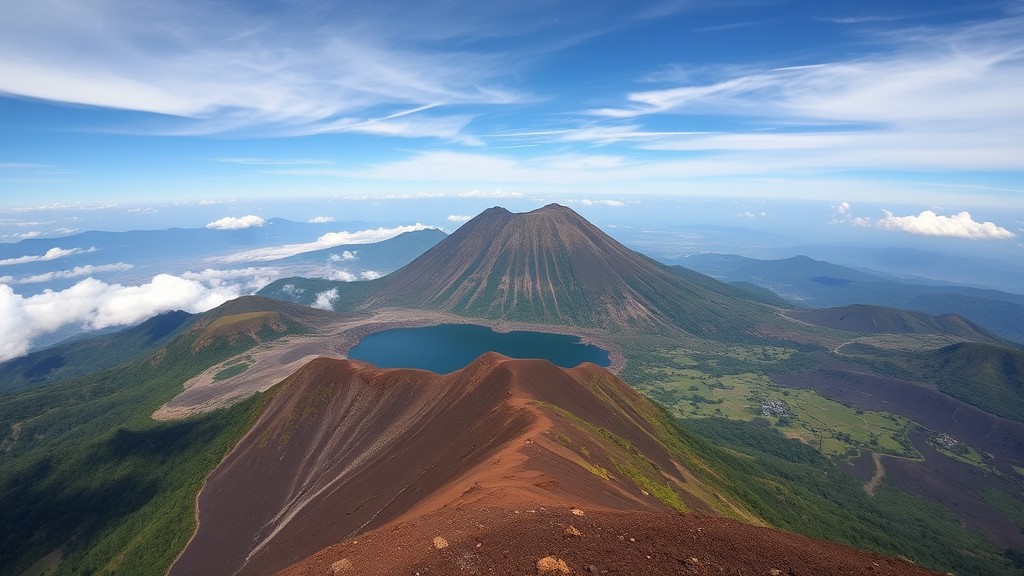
[572,14,1024,174]
[0,0,525,140]
[0,246,97,266]
[205,215,266,230]
[15,263,134,284]
[218,223,437,262]
[447,214,473,222]
[876,210,1015,240]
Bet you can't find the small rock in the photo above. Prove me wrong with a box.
[330,558,352,573]
[769,569,782,576]
[629,537,635,542]
[587,565,599,574]
[537,556,571,574]
[564,525,583,537]
[432,536,449,550]
[570,508,585,516]
[685,557,700,566]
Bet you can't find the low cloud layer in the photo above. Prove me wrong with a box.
[877,210,1015,240]
[218,223,436,262]
[14,263,133,284]
[0,246,97,266]
[0,267,284,361]
[205,215,266,230]
[308,216,334,223]
[580,199,625,207]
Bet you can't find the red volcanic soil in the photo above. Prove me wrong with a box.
[279,506,938,576]
[170,353,713,576]
[171,353,942,576]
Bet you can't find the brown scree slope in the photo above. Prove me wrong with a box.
[170,353,940,576]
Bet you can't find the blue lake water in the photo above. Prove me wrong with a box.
[347,323,610,373]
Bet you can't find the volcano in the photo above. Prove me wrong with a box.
[261,204,777,337]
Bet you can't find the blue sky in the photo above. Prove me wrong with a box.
[1,0,1022,238]
[1,0,1024,358]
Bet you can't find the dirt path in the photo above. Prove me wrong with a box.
[152,308,624,421]
[864,452,886,496]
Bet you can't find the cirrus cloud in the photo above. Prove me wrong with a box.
[876,210,1015,240]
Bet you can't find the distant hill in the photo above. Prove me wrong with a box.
[0,310,195,394]
[890,342,1024,423]
[788,304,1001,343]
[778,245,1024,294]
[261,205,779,339]
[683,253,1024,344]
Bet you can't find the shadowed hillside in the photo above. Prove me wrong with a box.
[788,304,1001,342]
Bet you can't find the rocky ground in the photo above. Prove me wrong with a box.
[278,505,940,576]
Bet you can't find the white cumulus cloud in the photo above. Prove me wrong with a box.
[361,270,383,280]
[179,267,281,292]
[456,189,523,198]
[447,214,472,222]
[311,288,339,311]
[308,216,335,223]
[876,210,1015,240]
[0,246,98,266]
[330,251,358,262]
[0,275,242,362]
[218,223,437,262]
[205,215,266,230]
[580,199,626,207]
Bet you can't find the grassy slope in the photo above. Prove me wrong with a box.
[907,342,1024,422]
[0,311,194,395]
[0,316,293,575]
[617,336,1022,576]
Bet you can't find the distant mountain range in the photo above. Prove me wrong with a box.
[683,253,1024,344]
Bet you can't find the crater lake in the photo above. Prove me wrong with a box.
[347,323,610,373]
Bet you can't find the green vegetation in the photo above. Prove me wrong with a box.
[896,342,1024,423]
[679,418,1021,576]
[614,337,1021,575]
[0,314,290,575]
[0,311,193,394]
[628,345,917,459]
[213,362,250,381]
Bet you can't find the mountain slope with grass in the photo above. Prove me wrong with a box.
[0,296,329,576]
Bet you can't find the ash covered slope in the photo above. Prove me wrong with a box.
[169,353,754,576]
[262,204,778,337]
